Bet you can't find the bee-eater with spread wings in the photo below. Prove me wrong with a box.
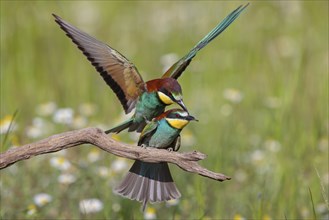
[53,4,248,133]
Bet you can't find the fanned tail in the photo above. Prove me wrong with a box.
[114,160,181,211]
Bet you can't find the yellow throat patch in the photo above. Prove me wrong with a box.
[166,118,189,129]
[158,91,174,105]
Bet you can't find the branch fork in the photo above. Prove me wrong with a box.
[0,127,230,182]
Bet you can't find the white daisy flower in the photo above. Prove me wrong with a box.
[111,158,129,173]
[33,193,52,207]
[26,126,43,139]
[36,102,57,116]
[144,207,156,220]
[223,88,244,104]
[58,173,76,184]
[97,166,111,178]
[0,115,17,134]
[26,204,37,215]
[264,139,281,152]
[87,149,101,163]
[72,116,88,129]
[250,150,265,165]
[50,156,71,171]
[166,199,180,207]
[53,108,74,125]
[26,117,49,139]
[79,198,103,214]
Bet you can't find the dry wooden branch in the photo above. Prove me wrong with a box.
[0,127,231,181]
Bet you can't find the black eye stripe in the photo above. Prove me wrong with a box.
[175,113,180,118]
[168,112,185,119]
[160,89,175,100]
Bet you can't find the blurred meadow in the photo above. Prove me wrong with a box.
[1,1,328,219]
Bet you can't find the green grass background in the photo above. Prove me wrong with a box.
[1,1,328,219]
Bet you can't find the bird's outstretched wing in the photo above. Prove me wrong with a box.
[53,14,146,113]
[161,3,249,79]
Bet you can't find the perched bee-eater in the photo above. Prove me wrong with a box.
[115,109,197,211]
[53,4,248,133]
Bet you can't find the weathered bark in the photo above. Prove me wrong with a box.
[0,127,230,182]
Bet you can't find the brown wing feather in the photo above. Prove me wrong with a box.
[53,14,145,113]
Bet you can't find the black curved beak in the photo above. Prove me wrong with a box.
[187,115,198,122]
[177,99,189,112]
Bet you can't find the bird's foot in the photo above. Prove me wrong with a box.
[167,147,174,152]
[140,144,148,149]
